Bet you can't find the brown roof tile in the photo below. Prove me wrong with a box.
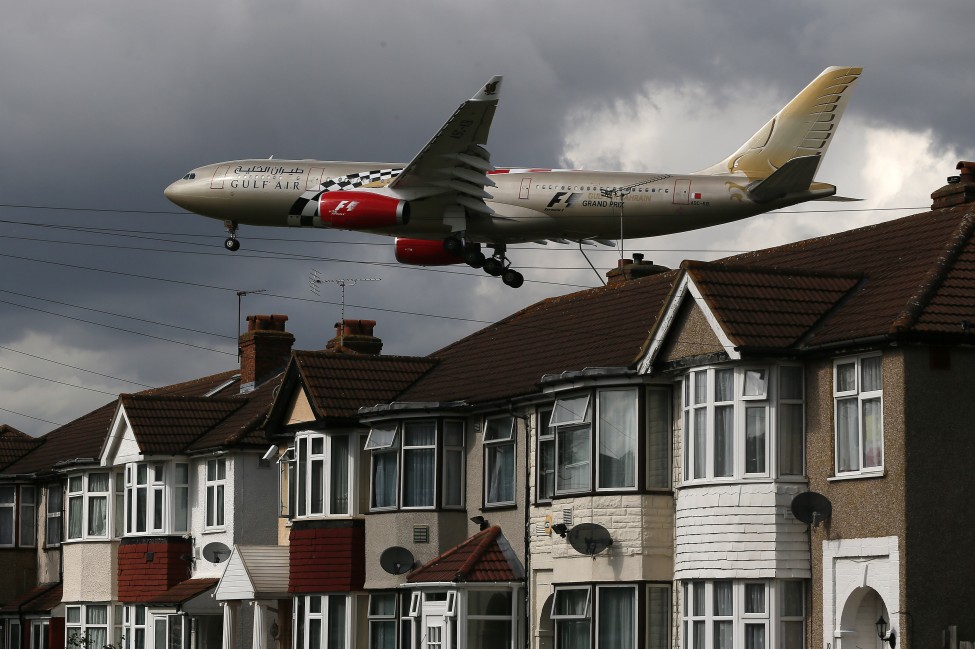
[119,394,246,455]
[0,425,43,471]
[401,272,678,404]
[0,582,62,613]
[290,352,439,419]
[407,526,521,583]
[143,578,218,605]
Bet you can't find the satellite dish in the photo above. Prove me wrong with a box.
[790,491,832,527]
[202,542,231,563]
[567,523,614,557]
[379,546,416,575]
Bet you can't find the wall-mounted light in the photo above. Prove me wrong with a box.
[551,523,568,538]
[470,516,489,531]
[876,615,897,648]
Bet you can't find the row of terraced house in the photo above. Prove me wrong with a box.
[2,170,975,649]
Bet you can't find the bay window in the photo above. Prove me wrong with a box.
[683,366,803,482]
[366,419,465,511]
[295,432,355,518]
[484,416,516,507]
[124,462,189,535]
[67,473,110,541]
[682,580,805,649]
[466,590,516,649]
[548,386,670,496]
[294,595,351,649]
[66,604,110,649]
[834,355,883,476]
[552,584,656,649]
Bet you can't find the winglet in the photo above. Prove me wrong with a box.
[472,76,503,102]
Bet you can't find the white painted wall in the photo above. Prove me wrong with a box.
[674,482,810,579]
[61,541,117,602]
[822,536,900,649]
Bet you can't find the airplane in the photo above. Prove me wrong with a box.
[165,66,862,289]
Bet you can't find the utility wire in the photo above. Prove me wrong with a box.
[0,364,119,395]
[0,406,64,427]
[0,344,156,389]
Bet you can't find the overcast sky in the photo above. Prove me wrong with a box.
[2,0,974,435]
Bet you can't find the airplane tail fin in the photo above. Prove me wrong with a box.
[697,66,862,182]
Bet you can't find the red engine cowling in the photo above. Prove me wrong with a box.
[319,192,409,229]
[394,238,464,266]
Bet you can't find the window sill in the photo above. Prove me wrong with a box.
[482,503,517,512]
[201,528,228,535]
[828,470,885,482]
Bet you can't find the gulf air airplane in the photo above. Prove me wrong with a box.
[165,66,861,288]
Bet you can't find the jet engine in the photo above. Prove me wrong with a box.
[394,238,464,266]
[319,192,410,229]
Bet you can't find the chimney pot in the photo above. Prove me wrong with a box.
[932,161,975,209]
[326,319,383,355]
[239,314,294,393]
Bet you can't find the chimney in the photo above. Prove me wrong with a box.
[606,253,670,285]
[239,314,294,393]
[931,161,975,209]
[325,319,383,355]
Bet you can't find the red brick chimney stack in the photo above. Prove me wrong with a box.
[932,161,975,209]
[606,253,670,285]
[326,319,383,355]
[239,314,295,392]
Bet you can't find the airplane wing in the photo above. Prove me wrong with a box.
[388,76,502,219]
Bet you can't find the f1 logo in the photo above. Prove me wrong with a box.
[330,200,359,215]
[546,192,582,210]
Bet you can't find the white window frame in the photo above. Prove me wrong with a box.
[465,589,518,649]
[66,472,110,542]
[595,388,639,491]
[833,354,884,477]
[0,485,16,547]
[46,483,63,547]
[30,621,48,649]
[66,604,113,649]
[484,415,516,507]
[682,366,779,483]
[777,366,805,477]
[18,485,35,548]
[442,420,465,510]
[124,605,148,649]
[124,461,188,536]
[295,432,357,519]
[294,594,352,649]
[205,458,226,529]
[401,420,437,509]
[536,407,555,503]
[551,395,593,496]
[594,584,638,649]
[150,610,185,649]
[7,620,22,649]
[681,580,801,649]
[368,593,397,649]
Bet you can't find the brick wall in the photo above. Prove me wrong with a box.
[289,520,365,593]
[117,536,192,602]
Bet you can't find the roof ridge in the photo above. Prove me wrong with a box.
[683,259,862,280]
[890,211,975,334]
[454,525,502,580]
[408,525,502,582]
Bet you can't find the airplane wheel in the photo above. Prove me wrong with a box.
[443,237,464,255]
[224,238,240,252]
[502,269,524,288]
[464,250,486,268]
[483,258,503,277]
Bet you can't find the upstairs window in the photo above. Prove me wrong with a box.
[834,355,883,476]
[548,386,670,496]
[67,472,110,541]
[205,459,226,529]
[484,415,516,507]
[0,485,36,547]
[295,432,355,518]
[46,484,63,547]
[124,461,189,536]
[367,419,465,512]
[683,366,803,483]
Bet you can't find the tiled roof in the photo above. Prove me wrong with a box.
[683,262,862,350]
[119,394,246,455]
[400,272,678,404]
[292,352,439,419]
[719,205,975,349]
[143,578,218,605]
[407,526,522,583]
[0,582,62,613]
[0,425,42,471]
[1,370,250,476]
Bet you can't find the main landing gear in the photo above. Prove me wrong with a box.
[224,221,240,251]
[445,237,524,288]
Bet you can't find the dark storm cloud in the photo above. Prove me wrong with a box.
[2,0,973,434]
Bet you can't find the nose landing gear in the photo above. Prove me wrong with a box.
[224,221,241,251]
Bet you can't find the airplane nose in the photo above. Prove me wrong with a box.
[164,180,189,209]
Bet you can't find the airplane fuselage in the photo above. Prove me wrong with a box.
[166,159,835,244]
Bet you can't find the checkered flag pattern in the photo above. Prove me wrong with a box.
[289,168,403,217]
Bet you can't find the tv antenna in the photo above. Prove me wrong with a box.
[600,174,670,263]
[309,271,381,344]
[236,289,268,359]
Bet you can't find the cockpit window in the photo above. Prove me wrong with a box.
[182,173,197,180]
